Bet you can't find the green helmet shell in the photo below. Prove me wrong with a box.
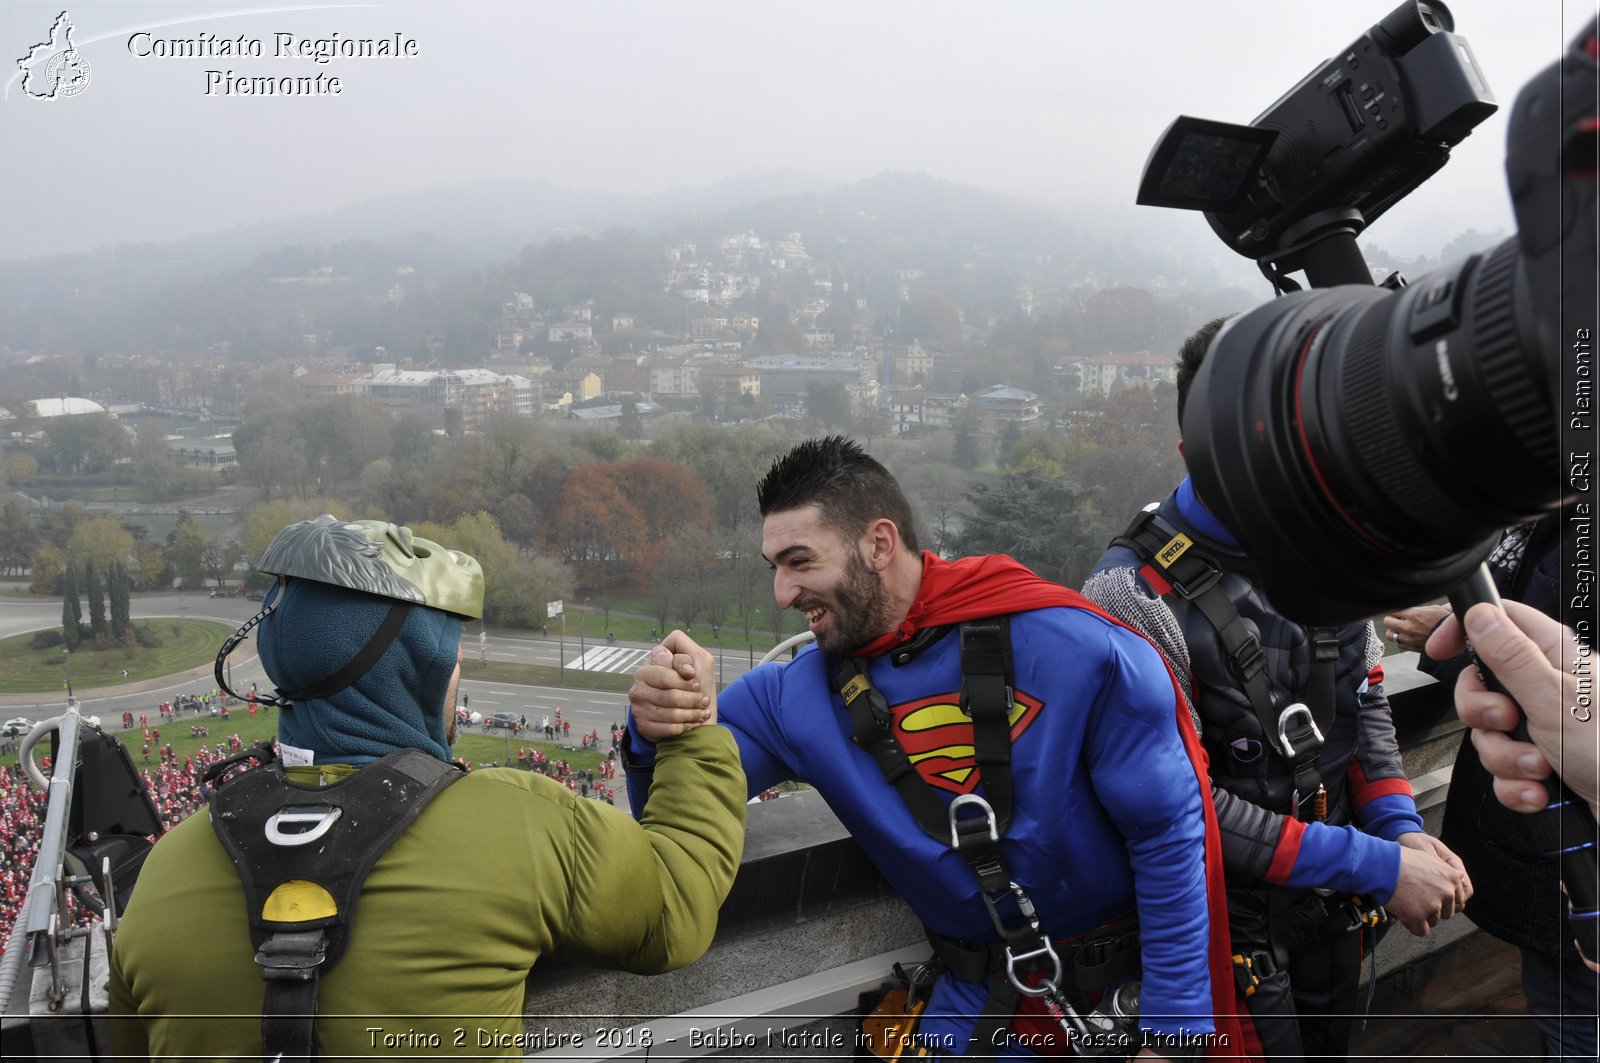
[255,515,484,619]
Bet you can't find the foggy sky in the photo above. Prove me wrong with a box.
[2,0,1593,263]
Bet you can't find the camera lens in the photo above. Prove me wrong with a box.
[1182,238,1568,623]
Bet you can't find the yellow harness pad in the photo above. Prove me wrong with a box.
[262,879,339,924]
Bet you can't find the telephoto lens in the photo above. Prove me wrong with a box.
[1182,235,1564,624]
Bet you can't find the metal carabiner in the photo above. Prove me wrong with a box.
[1034,977,1092,1039]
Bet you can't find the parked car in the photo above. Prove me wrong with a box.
[455,707,482,728]
[209,587,240,598]
[484,711,522,731]
[3,717,32,738]
[245,590,265,601]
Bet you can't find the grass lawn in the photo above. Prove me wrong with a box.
[0,620,236,694]
[107,701,607,773]
[537,598,804,653]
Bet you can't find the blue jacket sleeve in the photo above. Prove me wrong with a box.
[626,664,796,819]
[1081,624,1217,1036]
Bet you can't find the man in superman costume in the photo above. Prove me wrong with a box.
[627,436,1247,1061]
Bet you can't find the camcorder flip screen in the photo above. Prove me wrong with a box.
[1136,116,1277,214]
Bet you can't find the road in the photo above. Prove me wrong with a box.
[0,593,787,741]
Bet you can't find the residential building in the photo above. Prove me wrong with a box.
[548,322,594,343]
[353,365,536,432]
[973,385,1044,436]
[886,388,968,434]
[544,368,603,404]
[168,436,238,470]
[742,354,873,407]
[703,363,761,410]
[295,371,363,401]
[1066,351,1178,397]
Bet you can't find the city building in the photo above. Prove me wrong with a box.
[973,385,1044,436]
[353,365,536,432]
[1065,351,1178,397]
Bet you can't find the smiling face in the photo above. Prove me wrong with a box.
[762,504,896,655]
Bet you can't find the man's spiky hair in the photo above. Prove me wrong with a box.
[756,436,919,553]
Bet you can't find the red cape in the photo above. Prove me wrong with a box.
[860,552,1252,1059]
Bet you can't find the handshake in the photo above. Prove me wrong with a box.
[628,631,717,742]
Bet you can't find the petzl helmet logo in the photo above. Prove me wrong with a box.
[17,11,92,101]
[889,688,1045,795]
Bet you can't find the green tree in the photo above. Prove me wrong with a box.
[168,511,208,590]
[41,412,129,474]
[84,562,107,640]
[61,564,82,650]
[805,381,853,430]
[132,420,177,500]
[109,561,131,640]
[67,516,135,575]
[0,499,39,576]
[948,468,1104,587]
[996,421,1023,462]
[952,411,979,470]
[620,396,644,443]
[202,534,245,587]
[131,540,170,591]
[30,543,64,595]
[650,424,794,542]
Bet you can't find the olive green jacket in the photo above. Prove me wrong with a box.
[109,725,744,1060]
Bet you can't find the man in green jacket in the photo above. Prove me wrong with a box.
[109,516,744,1060]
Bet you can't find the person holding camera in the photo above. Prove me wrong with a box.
[1085,318,1471,1062]
[1428,601,1597,823]
[1387,509,1598,1060]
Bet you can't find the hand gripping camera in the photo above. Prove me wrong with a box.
[1137,0,1599,959]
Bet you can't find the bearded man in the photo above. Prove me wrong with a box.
[627,436,1247,1062]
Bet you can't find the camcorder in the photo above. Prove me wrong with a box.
[1137,0,1598,956]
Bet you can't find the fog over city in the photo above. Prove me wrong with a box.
[2,0,1592,265]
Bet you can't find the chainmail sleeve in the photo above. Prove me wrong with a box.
[1362,620,1385,678]
[1086,561,1297,882]
[1082,566,1199,736]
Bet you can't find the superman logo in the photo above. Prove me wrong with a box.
[889,689,1045,794]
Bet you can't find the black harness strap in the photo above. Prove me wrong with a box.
[1113,509,1338,820]
[835,655,948,838]
[209,746,463,1063]
[835,621,1137,1061]
[960,618,1014,837]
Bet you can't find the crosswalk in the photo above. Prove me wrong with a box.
[567,646,650,674]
